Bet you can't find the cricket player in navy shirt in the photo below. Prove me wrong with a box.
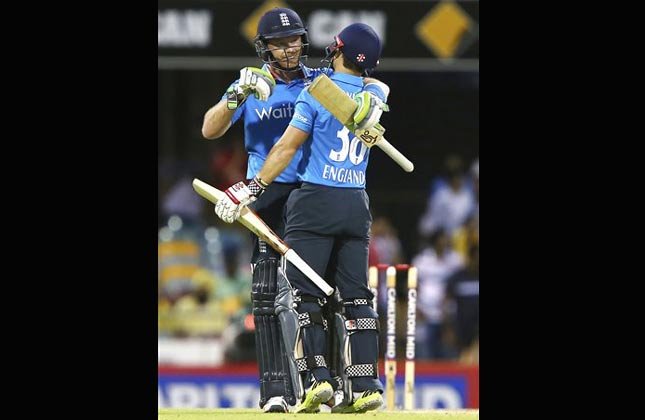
[202,9,389,414]
[214,23,390,414]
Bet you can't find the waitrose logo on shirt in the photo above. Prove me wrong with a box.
[254,103,295,120]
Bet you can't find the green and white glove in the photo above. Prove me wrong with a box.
[226,67,276,110]
[352,91,389,131]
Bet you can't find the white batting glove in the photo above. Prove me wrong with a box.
[226,67,276,110]
[352,91,389,131]
[214,177,267,223]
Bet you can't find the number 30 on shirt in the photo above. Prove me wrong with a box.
[328,126,368,165]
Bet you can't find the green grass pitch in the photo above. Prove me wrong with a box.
[158,408,479,419]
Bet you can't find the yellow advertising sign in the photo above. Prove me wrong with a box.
[415,1,477,59]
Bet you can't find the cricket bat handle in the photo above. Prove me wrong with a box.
[376,137,414,173]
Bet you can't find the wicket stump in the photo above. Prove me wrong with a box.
[371,264,418,410]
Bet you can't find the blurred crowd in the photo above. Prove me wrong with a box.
[158,152,479,365]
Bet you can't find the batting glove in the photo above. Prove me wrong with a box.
[214,177,267,223]
[352,91,389,131]
[226,67,276,110]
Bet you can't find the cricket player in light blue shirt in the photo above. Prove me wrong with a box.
[214,23,390,414]
[202,8,389,414]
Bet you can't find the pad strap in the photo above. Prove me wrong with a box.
[345,363,378,378]
[298,311,329,330]
[295,355,328,372]
[345,318,380,332]
[343,298,372,307]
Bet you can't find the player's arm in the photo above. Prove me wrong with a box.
[362,77,390,102]
[201,99,235,139]
[213,93,314,224]
[257,93,313,185]
[210,125,308,224]
[256,126,309,184]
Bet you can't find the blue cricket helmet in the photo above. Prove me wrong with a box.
[254,8,309,68]
[325,23,382,76]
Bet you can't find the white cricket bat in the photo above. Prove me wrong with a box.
[192,178,334,296]
[308,74,414,173]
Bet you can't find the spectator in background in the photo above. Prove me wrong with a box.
[213,243,252,315]
[452,214,479,262]
[368,239,380,268]
[210,137,248,191]
[164,242,253,339]
[470,158,479,222]
[370,215,404,266]
[419,155,475,237]
[158,176,207,303]
[171,269,220,338]
[162,175,205,223]
[450,158,478,270]
[220,245,257,364]
[158,176,254,338]
[444,243,479,364]
[412,228,464,359]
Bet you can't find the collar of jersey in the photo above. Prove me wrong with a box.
[329,71,363,88]
[262,63,312,86]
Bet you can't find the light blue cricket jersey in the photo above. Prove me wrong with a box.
[289,72,386,189]
[223,64,331,183]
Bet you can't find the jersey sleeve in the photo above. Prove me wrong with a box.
[289,89,316,133]
[363,79,390,102]
[220,79,245,124]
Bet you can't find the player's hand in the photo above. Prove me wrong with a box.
[354,122,385,148]
[214,177,267,223]
[352,91,389,130]
[226,67,276,110]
